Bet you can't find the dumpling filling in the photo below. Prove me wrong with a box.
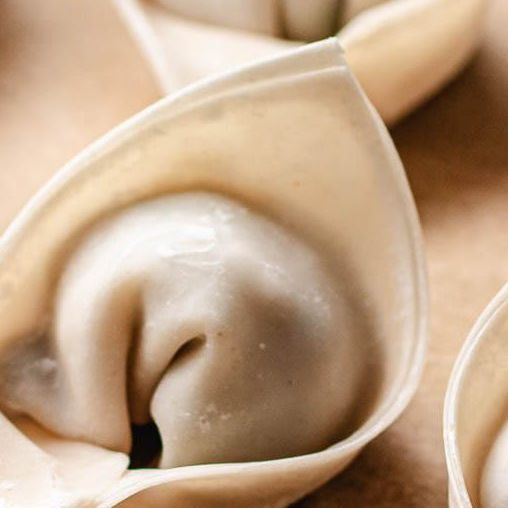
[0,192,365,469]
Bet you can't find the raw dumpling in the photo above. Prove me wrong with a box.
[0,39,426,507]
[445,284,508,508]
[115,0,487,123]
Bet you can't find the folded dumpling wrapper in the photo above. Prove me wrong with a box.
[0,40,427,507]
[114,0,487,124]
[444,284,508,508]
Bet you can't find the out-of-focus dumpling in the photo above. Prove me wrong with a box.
[445,284,508,508]
[153,0,343,41]
[0,40,426,507]
[115,0,487,123]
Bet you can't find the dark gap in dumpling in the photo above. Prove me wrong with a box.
[129,420,162,468]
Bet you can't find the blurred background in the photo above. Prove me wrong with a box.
[0,1,507,506]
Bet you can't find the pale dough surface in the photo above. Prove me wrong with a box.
[0,0,507,506]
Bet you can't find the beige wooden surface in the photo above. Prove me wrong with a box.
[1,1,507,506]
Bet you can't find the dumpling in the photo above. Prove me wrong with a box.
[444,284,508,508]
[0,39,426,506]
[114,0,487,123]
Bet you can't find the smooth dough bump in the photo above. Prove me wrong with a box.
[0,192,362,469]
[481,419,508,508]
